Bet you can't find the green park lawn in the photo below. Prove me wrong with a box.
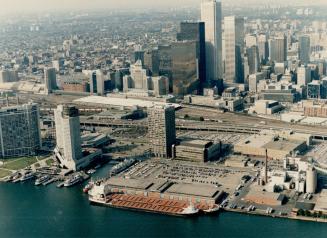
[0,169,11,178]
[1,157,38,171]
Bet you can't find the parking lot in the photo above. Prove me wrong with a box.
[122,159,255,194]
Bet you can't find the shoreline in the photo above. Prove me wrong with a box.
[224,208,327,224]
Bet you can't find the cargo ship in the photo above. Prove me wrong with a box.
[88,183,199,216]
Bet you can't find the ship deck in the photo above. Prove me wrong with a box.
[108,194,215,214]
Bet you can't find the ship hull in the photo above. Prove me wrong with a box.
[89,199,198,217]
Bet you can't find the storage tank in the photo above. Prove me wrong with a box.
[306,167,317,194]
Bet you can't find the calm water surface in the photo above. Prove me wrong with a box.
[0,166,326,238]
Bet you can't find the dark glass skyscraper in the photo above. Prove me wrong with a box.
[176,21,206,94]
[171,41,199,95]
[299,35,310,65]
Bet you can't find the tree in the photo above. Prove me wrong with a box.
[304,210,312,217]
[184,114,189,119]
[297,209,305,216]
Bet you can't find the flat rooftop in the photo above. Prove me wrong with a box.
[236,134,274,148]
[314,189,327,213]
[264,140,304,151]
[165,183,220,198]
[106,177,154,190]
[74,96,181,109]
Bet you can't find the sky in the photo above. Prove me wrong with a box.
[0,0,326,16]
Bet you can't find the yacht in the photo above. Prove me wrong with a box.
[35,175,50,186]
[64,175,81,187]
[20,172,35,182]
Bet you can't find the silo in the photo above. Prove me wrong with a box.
[306,167,317,194]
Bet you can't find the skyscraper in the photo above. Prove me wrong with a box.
[130,60,149,90]
[246,45,260,75]
[90,70,105,96]
[297,66,311,86]
[258,34,269,64]
[201,0,223,82]
[269,35,287,63]
[171,41,199,95]
[177,21,206,91]
[224,16,245,84]
[148,106,176,158]
[54,105,83,170]
[44,67,57,94]
[299,35,311,65]
[0,103,41,158]
[144,49,160,76]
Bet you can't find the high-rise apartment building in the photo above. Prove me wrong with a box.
[177,21,206,92]
[44,67,57,94]
[0,103,41,158]
[299,35,311,65]
[269,36,287,63]
[148,106,176,158]
[224,16,245,84]
[201,0,223,82]
[54,105,83,170]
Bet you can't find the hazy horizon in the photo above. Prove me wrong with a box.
[1,0,327,16]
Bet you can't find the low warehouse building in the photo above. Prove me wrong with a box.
[173,139,221,162]
[244,187,286,206]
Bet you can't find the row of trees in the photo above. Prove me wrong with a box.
[297,209,327,219]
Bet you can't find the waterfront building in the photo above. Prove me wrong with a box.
[0,103,41,158]
[54,105,83,170]
[148,105,176,158]
[201,0,223,81]
[224,16,245,85]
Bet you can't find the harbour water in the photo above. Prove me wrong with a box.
[0,165,326,238]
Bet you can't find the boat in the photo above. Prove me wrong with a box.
[88,183,199,217]
[56,182,65,188]
[43,177,57,186]
[202,204,220,214]
[83,181,94,193]
[64,175,81,187]
[35,175,50,186]
[20,172,35,182]
[12,173,22,183]
[87,169,96,175]
[109,159,136,176]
